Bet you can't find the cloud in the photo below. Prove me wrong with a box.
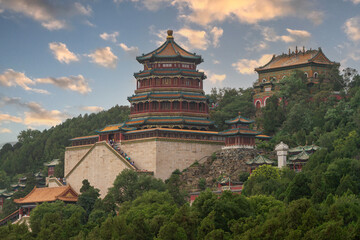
[0,0,92,30]
[347,0,360,4]
[0,69,49,94]
[1,97,68,127]
[0,113,22,123]
[177,27,209,50]
[23,102,68,126]
[286,28,311,38]
[261,27,311,43]
[344,16,360,42]
[84,20,96,27]
[74,2,92,16]
[246,41,268,52]
[0,128,11,133]
[151,26,210,50]
[200,69,226,84]
[36,75,91,94]
[307,11,324,25]
[80,106,104,112]
[173,0,324,26]
[210,26,223,47]
[100,31,119,43]
[49,42,79,64]
[213,60,220,64]
[119,43,139,56]
[132,0,172,11]
[232,54,273,75]
[87,47,118,68]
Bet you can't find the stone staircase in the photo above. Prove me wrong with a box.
[108,141,137,170]
[0,209,20,226]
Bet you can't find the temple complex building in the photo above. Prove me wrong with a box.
[65,30,228,197]
[253,47,339,108]
[246,155,274,173]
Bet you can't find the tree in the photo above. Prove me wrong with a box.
[30,201,86,238]
[285,172,311,202]
[78,179,100,219]
[165,170,187,206]
[107,169,166,205]
[156,222,187,240]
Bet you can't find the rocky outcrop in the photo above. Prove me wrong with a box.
[179,148,275,191]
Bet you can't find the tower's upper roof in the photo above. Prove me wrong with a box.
[136,30,203,64]
[255,47,337,72]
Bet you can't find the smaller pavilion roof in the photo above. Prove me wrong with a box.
[0,189,14,198]
[289,150,310,161]
[44,159,60,167]
[136,30,203,64]
[246,155,274,165]
[219,127,259,136]
[14,185,78,204]
[225,113,254,125]
[96,123,136,133]
[70,135,99,141]
[255,134,272,139]
[10,183,25,189]
[289,145,320,153]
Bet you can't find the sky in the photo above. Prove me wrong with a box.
[0,0,360,144]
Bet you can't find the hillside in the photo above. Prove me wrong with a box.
[179,148,275,191]
[2,67,360,239]
[0,105,130,184]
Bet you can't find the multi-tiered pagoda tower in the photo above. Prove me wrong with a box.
[126,30,213,130]
[65,30,225,196]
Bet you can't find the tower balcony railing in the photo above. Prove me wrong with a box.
[130,108,209,114]
[137,84,201,90]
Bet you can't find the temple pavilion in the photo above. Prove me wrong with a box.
[13,185,78,217]
[246,155,274,173]
[287,145,320,171]
[220,113,261,149]
[253,47,339,108]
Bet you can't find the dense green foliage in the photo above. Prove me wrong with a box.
[208,88,255,130]
[1,67,360,239]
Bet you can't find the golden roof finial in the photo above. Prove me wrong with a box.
[167,29,173,39]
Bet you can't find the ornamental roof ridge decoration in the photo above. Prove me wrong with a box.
[136,30,203,64]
